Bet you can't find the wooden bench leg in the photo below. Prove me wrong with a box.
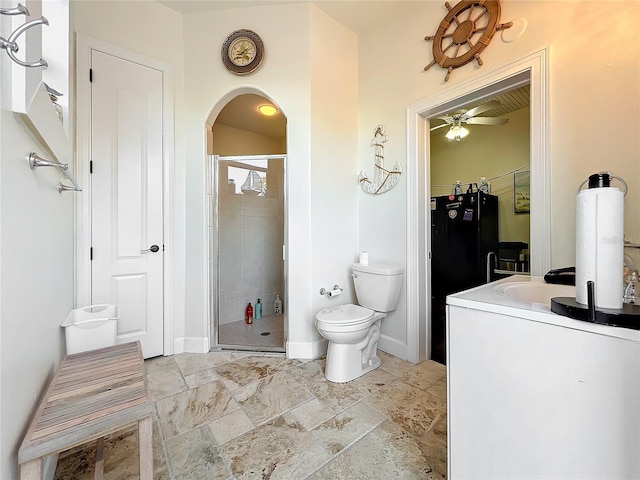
[94,437,105,480]
[20,458,42,480]
[138,416,153,480]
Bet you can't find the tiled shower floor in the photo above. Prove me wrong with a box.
[218,314,284,350]
[54,350,447,479]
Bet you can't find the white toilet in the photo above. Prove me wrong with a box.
[315,263,404,383]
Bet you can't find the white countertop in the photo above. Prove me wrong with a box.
[447,275,640,343]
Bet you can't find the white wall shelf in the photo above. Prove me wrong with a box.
[8,0,70,164]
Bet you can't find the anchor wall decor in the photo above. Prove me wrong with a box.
[358,125,402,195]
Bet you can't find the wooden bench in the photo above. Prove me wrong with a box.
[18,342,153,480]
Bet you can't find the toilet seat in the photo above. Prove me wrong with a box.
[316,304,374,326]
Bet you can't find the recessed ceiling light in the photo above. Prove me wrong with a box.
[258,104,278,116]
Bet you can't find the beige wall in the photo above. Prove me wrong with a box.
[356,1,639,276]
[354,0,639,348]
[2,3,78,477]
[212,123,285,156]
[1,49,73,480]
[183,3,359,352]
[308,5,360,342]
[431,107,531,246]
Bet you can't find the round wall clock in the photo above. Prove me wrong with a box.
[424,0,512,82]
[221,29,264,75]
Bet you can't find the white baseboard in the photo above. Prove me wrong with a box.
[286,338,328,359]
[173,336,210,354]
[378,334,409,361]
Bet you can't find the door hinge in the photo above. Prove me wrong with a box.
[89,68,93,82]
[89,160,93,174]
[90,247,93,260]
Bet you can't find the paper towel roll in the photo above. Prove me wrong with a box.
[359,251,369,265]
[575,187,624,309]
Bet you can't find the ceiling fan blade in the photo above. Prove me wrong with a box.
[464,99,502,118]
[430,122,451,132]
[466,116,509,126]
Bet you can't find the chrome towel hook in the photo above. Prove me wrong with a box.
[0,3,28,15]
[0,17,49,68]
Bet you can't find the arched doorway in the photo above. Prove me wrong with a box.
[206,92,287,352]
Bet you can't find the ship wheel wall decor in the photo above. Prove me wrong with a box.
[424,0,512,82]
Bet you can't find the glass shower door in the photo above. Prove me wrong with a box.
[214,155,286,351]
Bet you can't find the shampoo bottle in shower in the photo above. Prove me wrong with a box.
[255,299,263,319]
[245,303,253,324]
[274,294,282,315]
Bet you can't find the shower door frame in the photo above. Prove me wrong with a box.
[208,154,288,353]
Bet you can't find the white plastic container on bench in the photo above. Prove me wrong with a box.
[61,304,119,354]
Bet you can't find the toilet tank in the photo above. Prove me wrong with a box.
[351,263,404,312]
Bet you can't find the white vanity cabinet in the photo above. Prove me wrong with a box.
[446,276,640,480]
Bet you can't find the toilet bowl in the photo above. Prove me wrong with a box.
[315,263,403,383]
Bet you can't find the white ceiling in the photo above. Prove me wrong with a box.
[157,1,403,35]
[158,0,291,14]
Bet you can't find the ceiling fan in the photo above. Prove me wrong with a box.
[431,99,509,141]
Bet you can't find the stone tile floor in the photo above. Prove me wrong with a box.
[54,351,447,479]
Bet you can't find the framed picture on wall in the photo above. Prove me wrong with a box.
[514,171,530,214]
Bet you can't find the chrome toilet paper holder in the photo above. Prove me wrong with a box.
[320,285,343,297]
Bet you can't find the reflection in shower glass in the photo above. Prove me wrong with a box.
[216,156,285,351]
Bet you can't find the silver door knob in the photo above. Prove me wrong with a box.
[141,244,160,253]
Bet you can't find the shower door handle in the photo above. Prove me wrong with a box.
[141,244,160,253]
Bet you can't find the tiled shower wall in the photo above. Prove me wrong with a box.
[210,158,285,325]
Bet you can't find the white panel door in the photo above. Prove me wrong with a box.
[90,50,164,358]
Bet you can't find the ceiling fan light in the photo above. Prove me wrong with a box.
[445,125,469,141]
[445,126,458,140]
